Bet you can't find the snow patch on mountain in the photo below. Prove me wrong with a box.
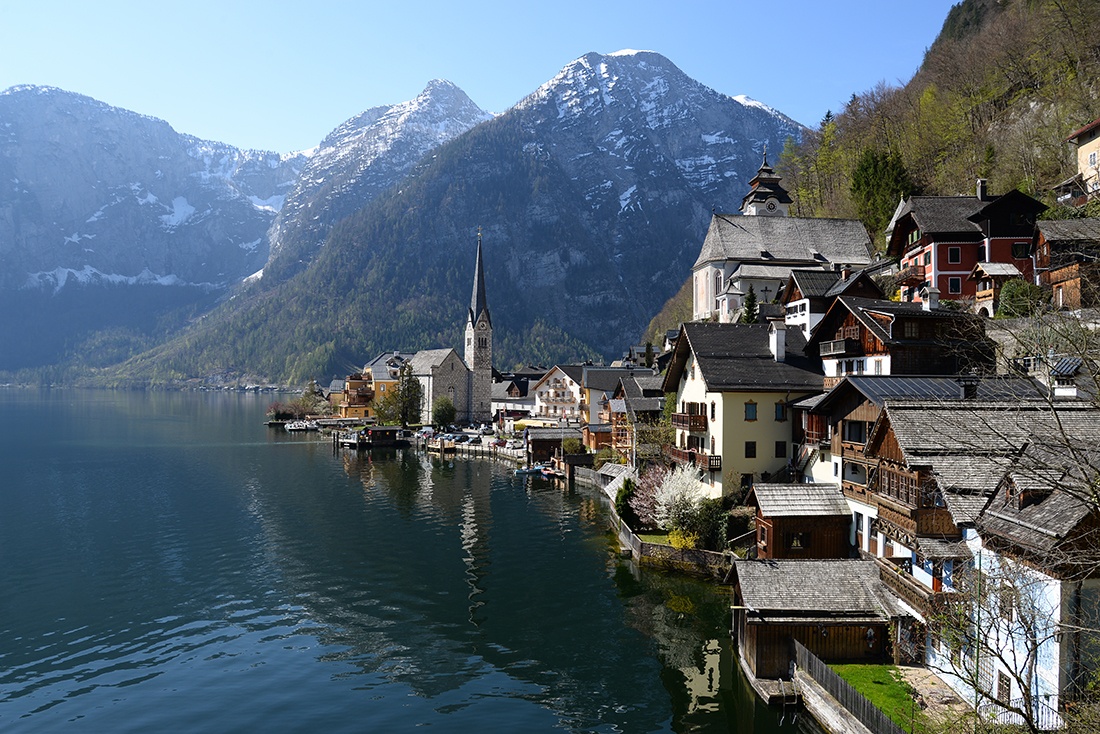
[160,197,195,228]
[24,265,218,293]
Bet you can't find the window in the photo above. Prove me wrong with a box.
[774,440,786,459]
[997,672,1011,704]
[834,461,839,476]
[843,420,866,444]
[379,384,386,392]
[948,276,962,294]
[923,251,932,266]
[744,401,757,421]
[1091,151,1097,168]
[787,532,808,550]
[745,441,757,459]
[978,245,986,261]
[948,246,961,264]
[1012,241,1030,259]
[710,401,715,421]
[774,402,787,421]
[759,525,768,546]
[874,359,883,375]
[904,321,920,339]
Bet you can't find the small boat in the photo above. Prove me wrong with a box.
[513,465,545,476]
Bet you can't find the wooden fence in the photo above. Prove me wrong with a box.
[794,640,907,734]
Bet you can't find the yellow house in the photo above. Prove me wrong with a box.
[662,321,824,499]
[1067,115,1100,200]
[335,372,374,420]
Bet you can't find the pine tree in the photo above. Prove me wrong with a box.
[740,285,759,324]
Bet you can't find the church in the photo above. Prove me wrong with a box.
[335,233,493,426]
[691,152,874,322]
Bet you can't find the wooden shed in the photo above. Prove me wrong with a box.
[732,559,900,679]
[747,483,852,559]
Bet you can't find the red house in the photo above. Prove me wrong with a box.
[886,180,1045,304]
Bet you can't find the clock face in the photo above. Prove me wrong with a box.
[478,322,486,329]
[766,200,777,212]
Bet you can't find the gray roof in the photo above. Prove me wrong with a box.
[527,427,584,441]
[787,269,843,298]
[750,483,848,517]
[1036,218,1100,244]
[915,536,972,561]
[694,214,872,270]
[890,196,986,237]
[363,351,418,381]
[735,559,899,619]
[734,263,804,280]
[583,366,651,393]
[979,480,1094,557]
[410,348,459,374]
[814,375,1044,413]
[830,296,978,346]
[943,492,994,526]
[971,261,1023,278]
[664,322,824,393]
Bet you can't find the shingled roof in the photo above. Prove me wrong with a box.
[749,483,848,517]
[663,322,823,393]
[1036,218,1100,244]
[735,559,901,621]
[694,214,872,270]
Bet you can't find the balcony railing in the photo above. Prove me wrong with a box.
[874,555,953,617]
[820,338,861,357]
[895,265,927,286]
[671,413,707,431]
[668,446,722,472]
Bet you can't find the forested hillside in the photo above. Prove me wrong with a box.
[778,0,1100,244]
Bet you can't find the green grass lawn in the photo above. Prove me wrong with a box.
[830,663,926,732]
[637,531,669,545]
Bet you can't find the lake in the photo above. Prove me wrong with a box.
[0,390,816,732]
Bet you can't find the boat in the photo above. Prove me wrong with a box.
[513,464,545,476]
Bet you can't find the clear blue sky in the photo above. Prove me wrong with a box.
[0,0,960,153]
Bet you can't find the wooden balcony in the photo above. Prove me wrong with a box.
[671,413,707,431]
[874,556,953,617]
[820,338,861,357]
[895,265,927,286]
[667,446,722,472]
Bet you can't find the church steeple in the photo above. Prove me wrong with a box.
[740,145,792,216]
[468,227,490,327]
[464,228,492,423]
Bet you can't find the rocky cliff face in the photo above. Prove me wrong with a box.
[0,85,305,291]
[263,80,492,282]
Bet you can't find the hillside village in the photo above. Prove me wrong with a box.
[317,113,1100,731]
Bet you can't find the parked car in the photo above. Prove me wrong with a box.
[467,436,482,445]
[453,434,470,444]
[479,425,494,435]
[491,438,506,448]
[506,439,524,449]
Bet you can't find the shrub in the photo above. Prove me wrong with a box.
[668,528,700,550]
[615,478,640,530]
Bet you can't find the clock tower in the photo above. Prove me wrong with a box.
[464,229,492,423]
[739,147,791,217]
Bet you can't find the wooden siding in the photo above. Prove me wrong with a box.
[743,621,888,679]
[756,515,851,560]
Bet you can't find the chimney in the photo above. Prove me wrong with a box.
[769,318,787,362]
[922,286,940,311]
[956,373,979,400]
[841,264,852,282]
[976,178,989,201]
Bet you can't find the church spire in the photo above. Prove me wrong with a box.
[469,226,490,326]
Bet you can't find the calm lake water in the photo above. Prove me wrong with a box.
[0,390,818,733]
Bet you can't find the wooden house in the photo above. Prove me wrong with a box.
[807,295,996,389]
[779,266,884,339]
[968,262,1024,318]
[732,559,900,679]
[746,483,851,559]
[1035,219,1100,310]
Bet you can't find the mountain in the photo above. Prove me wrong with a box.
[263,80,493,283]
[0,82,491,373]
[117,50,804,384]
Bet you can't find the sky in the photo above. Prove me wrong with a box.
[0,0,961,153]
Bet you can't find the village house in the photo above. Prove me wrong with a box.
[531,365,585,424]
[779,266,885,338]
[691,154,873,322]
[331,371,374,420]
[885,180,1045,305]
[608,373,664,464]
[746,483,851,560]
[1060,115,1100,205]
[968,261,1024,318]
[662,320,823,498]
[806,293,996,388]
[1035,218,1100,311]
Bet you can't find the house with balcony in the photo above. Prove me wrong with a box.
[531,365,585,424]
[779,266,885,338]
[579,365,654,426]
[1035,218,1100,310]
[1062,115,1100,205]
[333,372,375,420]
[885,180,1045,305]
[608,373,665,464]
[968,262,1025,317]
[807,293,996,388]
[691,155,873,322]
[662,320,823,498]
